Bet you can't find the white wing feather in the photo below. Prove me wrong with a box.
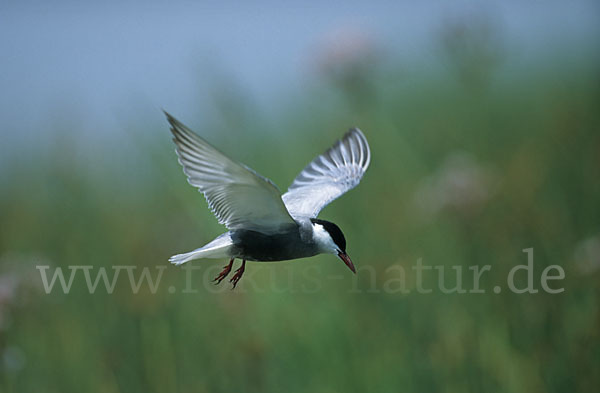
[282,128,370,218]
[166,112,295,233]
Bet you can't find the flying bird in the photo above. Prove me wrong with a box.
[165,112,370,288]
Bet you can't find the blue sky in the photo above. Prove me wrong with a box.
[1,0,598,157]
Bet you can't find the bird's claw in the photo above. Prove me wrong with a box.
[229,260,246,289]
[213,258,234,284]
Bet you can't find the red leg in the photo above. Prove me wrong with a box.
[229,260,246,289]
[213,258,235,284]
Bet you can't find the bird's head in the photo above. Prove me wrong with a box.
[310,219,356,273]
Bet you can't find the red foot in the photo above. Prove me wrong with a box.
[213,258,234,284]
[229,260,246,289]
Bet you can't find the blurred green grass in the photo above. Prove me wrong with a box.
[1,54,599,393]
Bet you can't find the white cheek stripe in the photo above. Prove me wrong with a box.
[312,224,339,254]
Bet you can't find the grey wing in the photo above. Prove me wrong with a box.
[282,128,370,219]
[166,112,295,233]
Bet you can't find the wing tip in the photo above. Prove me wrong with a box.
[163,110,181,137]
[345,127,371,169]
[163,111,196,143]
[347,127,368,144]
[163,109,176,125]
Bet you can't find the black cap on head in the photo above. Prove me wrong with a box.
[310,218,346,252]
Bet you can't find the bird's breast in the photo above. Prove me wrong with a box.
[230,225,318,262]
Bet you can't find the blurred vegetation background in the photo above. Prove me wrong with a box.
[1,4,599,393]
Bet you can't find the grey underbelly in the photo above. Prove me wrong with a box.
[230,228,318,262]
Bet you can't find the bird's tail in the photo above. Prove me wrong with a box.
[169,233,233,265]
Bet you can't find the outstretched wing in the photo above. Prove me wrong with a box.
[166,112,295,233]
[282,128,370,219]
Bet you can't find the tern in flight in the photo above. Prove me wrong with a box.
[166,112,370,288]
